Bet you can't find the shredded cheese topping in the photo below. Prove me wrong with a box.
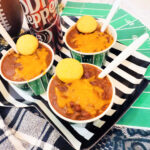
[71,31,114,53]
[55,77,109,116]
[13,47,50,81]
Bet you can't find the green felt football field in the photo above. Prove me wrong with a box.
[61,1,150,128]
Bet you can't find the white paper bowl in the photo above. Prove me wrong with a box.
[47,63,115,124]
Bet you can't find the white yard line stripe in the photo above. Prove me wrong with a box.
[65,6,110,11]
[143,92,150,94]
[67,0,113,4]
[130,106,150,110]
[116,26,145,31]
[62,12,82,16]
[141,52,150,54]
[116,19,137,30]
[80,14,105,17]
[111,14,128,23]
[137,50,150,51]
[138,49,150,51]
[62,12,104,17]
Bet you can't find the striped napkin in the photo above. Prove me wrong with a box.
[1,107,150,150]
[0,16,150,149]
[0,107,73,150]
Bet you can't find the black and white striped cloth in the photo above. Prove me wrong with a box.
[0,16,150,150]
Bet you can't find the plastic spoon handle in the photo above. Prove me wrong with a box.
[0,23,17,53]
[99,33,149,78]
[101,0,121,32]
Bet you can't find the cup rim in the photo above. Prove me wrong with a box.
[0,41,54,84]
[64,18,117,56]
[47,63,115,124]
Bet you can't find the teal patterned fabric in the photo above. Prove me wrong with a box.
[92,126,150,150]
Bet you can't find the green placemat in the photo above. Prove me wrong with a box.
[62,1,150,128]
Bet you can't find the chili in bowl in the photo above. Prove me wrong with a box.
[64,16,117,67]
[47,63,115,124]
[0,41,54,95]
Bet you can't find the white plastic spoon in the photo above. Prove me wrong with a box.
[99,33,149,78]
[0,23,18,53]
[101,0,121,32]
